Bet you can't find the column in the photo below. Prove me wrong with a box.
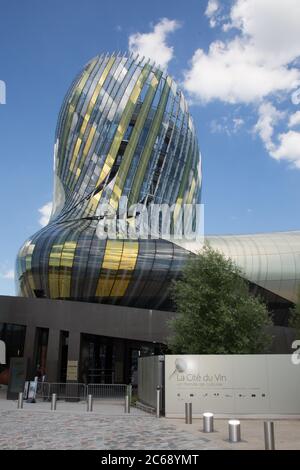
[66,331,81,402]
[66,331,81,382]
[23,325,36,380]
[45,329,61,383]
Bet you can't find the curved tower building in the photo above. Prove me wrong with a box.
[16,52,300,313]
[16,53,201,309]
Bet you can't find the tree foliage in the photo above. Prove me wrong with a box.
[289,291,300,336]
[168,245,272,354]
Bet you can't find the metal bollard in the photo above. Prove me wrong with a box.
[51,393,57,411]
[127,384,132,404]
[228,419,241,443]
[17,392,23,409]
[264,421,275,450]
[87,394,93,412]
[124,394,130,413]
[185,402,192,424]
[203,412,214,432]
[156,386,161,418]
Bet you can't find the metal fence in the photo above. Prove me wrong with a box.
[50,383,87,400]
[35,382,127,401]
[36,381,51,401]
[87,383,127,400]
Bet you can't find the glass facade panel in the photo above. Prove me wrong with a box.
[0,323,26,385]
[16,53,201,310]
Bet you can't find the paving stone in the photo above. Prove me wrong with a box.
[0,409,216,450]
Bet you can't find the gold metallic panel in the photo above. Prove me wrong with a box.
[57,57,98,174]
[110,241,139,297]
[95,240,123,297]
[128,76,171,207]
[94,64,151,190]
[110,73,161,210]
[68,56,116,181]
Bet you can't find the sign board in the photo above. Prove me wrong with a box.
[66,360,78,381]
[23,381,30,400]
[7,357,28,400]
[27,380,38,402]
[165,355,300,417]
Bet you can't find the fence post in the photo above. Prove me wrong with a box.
[185,402,192,424]
[17,392,23,409]
[87,394,93,412]
[127,384,132,403]
[264,421,275,450]
[203,412,214,432]
[228,419,241,442]
[51,393,57,411]
[125,394,130,413]
[156,386,161,418]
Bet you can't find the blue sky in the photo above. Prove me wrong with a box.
[0,0,300,295]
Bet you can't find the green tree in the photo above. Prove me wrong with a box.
[289,291,300,336]
[168,245,272,354]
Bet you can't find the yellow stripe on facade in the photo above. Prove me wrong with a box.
[95,240,139,298]
[95,240,123,297]
[59,241,77,297]
[25,243,35,293]
[49,243,64,298]
[94,65,151,191]
[128,76,171,207]
[67,56,116,181]
[186,177,196,205]
[110,241,139,297]
[57,57,98,174]
[110,72,161,210]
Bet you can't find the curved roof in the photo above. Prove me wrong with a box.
[206,231,300,303]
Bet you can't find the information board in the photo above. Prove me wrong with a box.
[165,355,300,416]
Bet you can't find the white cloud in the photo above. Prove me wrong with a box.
[253,103,300,167]
[210,116,244,135]
[271,130,300,168]
[228,0,300,66]
[205,0,219,17]
[183,0,300,104]
[288,111,300,128]
[253,102,285,153]
[233,117,244,132]
[38,201,52,227]
[1,269,14,280]
[205,0,221,28]
[128,18,181,69]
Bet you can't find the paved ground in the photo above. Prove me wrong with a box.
[0,408,214,450]
[172,417,300,450]
[0,392,299,450]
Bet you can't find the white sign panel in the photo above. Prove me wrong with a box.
[165,355,300,417]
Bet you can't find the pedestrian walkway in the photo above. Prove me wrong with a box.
[0,409,214,450]
[0,392,299,450]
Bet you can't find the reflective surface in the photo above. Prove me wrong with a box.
[205,231,300,304]
[15,53,300,309]
[16,53,200,309]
